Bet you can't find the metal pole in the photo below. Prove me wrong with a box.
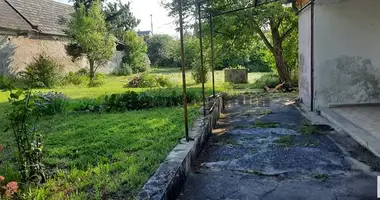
[197,2,206,116]
[209,14,215,97]
[179,0,189,141]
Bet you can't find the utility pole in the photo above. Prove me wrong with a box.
[150,14,153,35]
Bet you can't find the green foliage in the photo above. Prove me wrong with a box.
[191,58,209,84]
[62,72,88,86]
[120,31,150,74]
[126,73,172,88]
[275,135,295,147]
[88,73,105,87]
[104,88,201,112]
[35,92,69,115]
[103,0,140,39]
[70,98,104,112]
[146,34,178,67]
[19,55,61,88]
[6,89,46,183]
[66,0,116,82]
[113,63,133,76]
[0,75,24,90]
[251,74,280,88]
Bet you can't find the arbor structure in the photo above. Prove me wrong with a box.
[165,0,298,139]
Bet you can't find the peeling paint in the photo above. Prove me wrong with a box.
[317,56,380,106]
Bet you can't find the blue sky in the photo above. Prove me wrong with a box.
[55,0,177,36]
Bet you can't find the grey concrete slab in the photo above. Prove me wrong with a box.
[179,94,379,200]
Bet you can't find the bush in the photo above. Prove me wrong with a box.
[88,73,105,87]
[126,73,172,88]
[191,59,209,84]
[76,68,89,76]
[113,63,133,76]
[70,98,104,112]
[19,55,61,88]
[61,72,88,86]
[35,92,69,115]
[252,74,280,88]
[104,89,201,112]
[0,75,24,90]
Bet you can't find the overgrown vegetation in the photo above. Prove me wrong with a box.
[252,120,280,128]
[126,73,172,88]
[19,54,61,88]
[6,89,46,184]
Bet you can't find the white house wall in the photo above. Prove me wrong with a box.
[298,5,312,108]
[314,0,380,108]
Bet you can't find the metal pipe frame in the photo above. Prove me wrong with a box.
[179,0,190,141]
[197,2,207,117]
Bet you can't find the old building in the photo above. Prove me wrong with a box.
[0,0,123,75]
[298,0,380,156]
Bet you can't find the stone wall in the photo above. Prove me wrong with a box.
[0,35,123,75]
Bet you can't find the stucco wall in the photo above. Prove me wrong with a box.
[314,0,380,108]
[298,5,312,108]
[0,35,123,75]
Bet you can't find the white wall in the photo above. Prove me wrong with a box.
[298,6,312,108]
[314,0,380,108]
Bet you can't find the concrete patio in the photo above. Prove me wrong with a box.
[321,105,380,158]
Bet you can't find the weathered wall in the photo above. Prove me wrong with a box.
[298,5,312,108]
[0,35,123,75]
[314,0,380,108]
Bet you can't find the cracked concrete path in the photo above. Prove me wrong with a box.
[178,93,379,200]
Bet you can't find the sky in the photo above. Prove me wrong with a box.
[55,0,178,36]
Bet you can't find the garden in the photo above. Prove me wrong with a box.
[0,0,299,199]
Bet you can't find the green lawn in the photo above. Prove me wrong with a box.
[0,69,266,199]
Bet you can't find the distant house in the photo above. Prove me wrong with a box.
[0,0,123,75]
[137,30,153,37]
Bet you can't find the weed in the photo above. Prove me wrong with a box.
[313,173,329,180]
[299,124,324,135]
[252,120,279,128]
[275,135,294,147]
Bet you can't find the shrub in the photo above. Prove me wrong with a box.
[70,98,103,112]
[88,73,105,87]
[104,89,201,112]
[76,68,89,76]
[126,73,172,88]
[191,59,209,84]
[61,72,88,86]
[252,74,280,88]
[19,55,61,88]
[0,75,23,90]
[35,92,69,115]
[113,63,133,76]
[6,89,46,183]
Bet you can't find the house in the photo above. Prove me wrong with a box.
[0,0,123,75]
[137,30,152,37]
[298,0,380,156]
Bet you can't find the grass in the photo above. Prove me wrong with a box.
[275,135,295,147]
[0,69,268,199]
[1,107,198,199]
[313,173,329,180]
[298,124,324,135]
[252,120,280,128]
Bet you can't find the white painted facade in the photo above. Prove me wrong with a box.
[299,0,380,110]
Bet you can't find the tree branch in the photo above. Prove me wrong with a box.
[252,19,274,53]
[280,25,296,41]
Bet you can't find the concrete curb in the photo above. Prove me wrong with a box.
[137,95,224,200]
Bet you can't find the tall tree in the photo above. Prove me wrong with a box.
[65,0,116,84]
[70,0,140,39]
[103,1,140,38]
[163,0,298,84]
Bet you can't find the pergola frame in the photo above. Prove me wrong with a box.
[179,0,293,141]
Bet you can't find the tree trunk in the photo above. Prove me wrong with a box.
[273,45,291,84]
[89,59,95,81]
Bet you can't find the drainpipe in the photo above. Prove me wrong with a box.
[310,0,315,111]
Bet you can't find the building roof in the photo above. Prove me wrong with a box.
[0,0,73,36]
[0,0,33,32]
[137,30,152,36]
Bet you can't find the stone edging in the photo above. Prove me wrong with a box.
[136,95,224,200]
